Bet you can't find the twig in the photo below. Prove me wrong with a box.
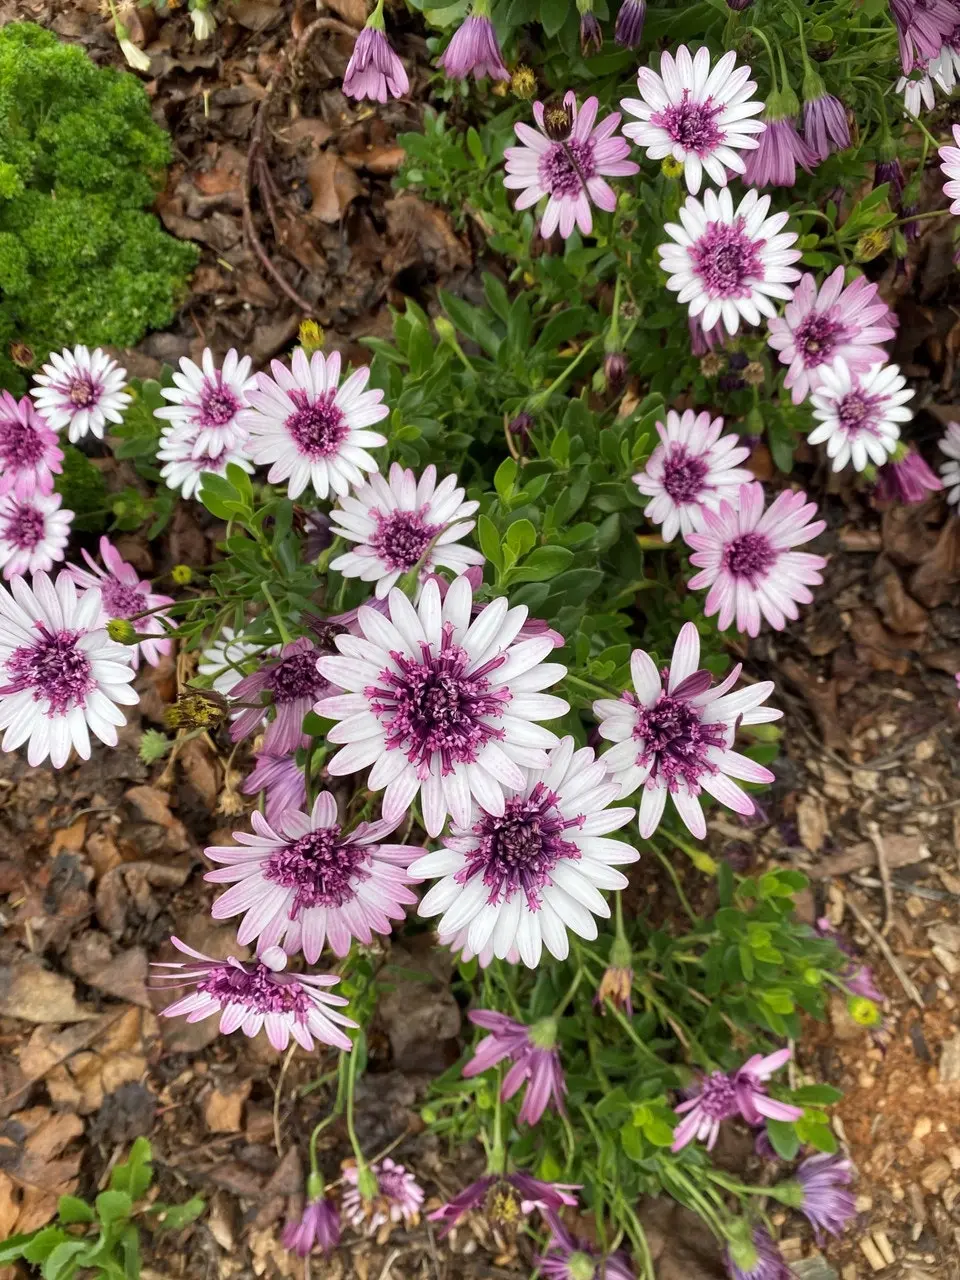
[844,893,925,1007]
[866,821,894,936]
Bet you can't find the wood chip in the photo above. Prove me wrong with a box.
[858,1237,888,1271]
[811,833,929,879]
[920,1158,953,1193]
[872,1230,895,1265]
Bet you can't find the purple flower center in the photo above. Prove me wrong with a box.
[661,444,710,504]
[697,1071,739,1120]
[794,311,845,368]
[1,624,94,716]
[371,509,442,573]
[285,390,349,460]
[198,960,311,1020]
[199,383,240,427]
[691,220,763,299]
[455,782,583,911]
[68,377,98,408]
[723,531,776,584]
[366,626,510,775]
[375,1165,412,1205]
[540,138,598,199]
[630,689,726,792]
[100,579,146,618]
[651,94,724,154]
[267,649,327,705]
[0,419,46,471]
[836,390,878,436]
[4,504,45,550]
[263,825,369,913]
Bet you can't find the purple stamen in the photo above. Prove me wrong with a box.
[651,94,724,154]
[722,531,776,584]
[266,649,328,704]
[630,687,727,792]
[661,444,710,504]
[794,312,846,367]
[1,624,94,715]
[285,390,350,459]
[691,219,763,298]
[264,825,370,914]
[198,960,312,1022]
[371,509,442,572]
[540,138,597,198]
[4,505,44,550]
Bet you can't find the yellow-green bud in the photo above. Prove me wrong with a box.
[171,564,193,586]
[511,64,536,99]
[298,319,325,356]
[107,618,138,645]
[849,996,881,1026]
[661,155,684,179]
[855,228,891,263]
[163,689,229,731]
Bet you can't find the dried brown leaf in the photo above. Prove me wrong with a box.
[306,150,364,224]
[0,960,95,1024]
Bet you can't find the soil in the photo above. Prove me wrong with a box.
[1,2,960,1278]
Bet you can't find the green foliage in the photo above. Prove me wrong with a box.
[0,23,197,394]
[0,1139,204,1279]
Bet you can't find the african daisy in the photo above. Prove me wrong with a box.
[938,420,960,503]
[30,345,131,443]
[620,46,765,195]
[808,359,914,472]
[155,347,257,456]
[462,1009,566,1126]
[198,626,267,695]
[342,1160,424,1232]
[157,422,254,499]
[229,637,332,755]
[0,491,72,579]
[64,537,173,668]
[939,122,960,212]
[0,393,63,499]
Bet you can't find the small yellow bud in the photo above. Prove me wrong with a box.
[661,155,684,180]
[492,78,509,97]
[510,64,536,99]
[854,228,891,263]
[298,319,325,356]
[164,689,229,731]
[106,618,138,645]
[849,996,881,1026]
[171,564,193,586]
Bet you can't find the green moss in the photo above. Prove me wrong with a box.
[0,22,198,393]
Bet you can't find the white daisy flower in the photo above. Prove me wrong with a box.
[409,736,638,969]
[157,423,254,499]
[198,626,270,696]
[897,69,937,116]
[30,346,131,443]
[633,409,752,543]
[0,571,138,767]
[808,359,914,472]
[240,348,388,501]
[657,187,801,336]
[620,45,766,195]
[939,122,960,214]
[594,622,781,840]
[0,491,73,580]
[316,575,569,838]
[155,347,257,457]
[330,462,485,598]
[939,421,960,503]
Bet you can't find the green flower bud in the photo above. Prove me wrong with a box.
[107,618,138,644]
[171,564,193,585]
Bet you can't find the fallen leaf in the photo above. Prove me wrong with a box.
[204,1079,252,1133]
[306,150,364,224]
[277,117,335,149]
[811,833,929,878]
[848,606,913,675]
[378,941,460,1072]
[123,785,191,851]
[67,933,151,1007]
[875,568,928,635]
[780,658,848,753]
[910,517,960,608]
[49,816,87,856]
[343,144,407,175]
[179,738,220,811]
[0,1172,17,1239]
[881,500,941,567]
[322,0,366,25]
[384,194,471,278]
[0,960,95,1024]
[797,793,829,853]
[229,0,285,31]
[193,168,243,197]
[96,860,191,939]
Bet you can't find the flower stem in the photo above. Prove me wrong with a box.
[261,583,293,644]
[344,1032,368,1175]
[552,966,584,1017]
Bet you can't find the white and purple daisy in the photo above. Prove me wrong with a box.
[0,491,72,579]
[230,637,332,755]
[726,1227,792,1280]
[240,348,388,501]
[30,345,131,443]
[0,571,138,767]
[330,462,484,598]
[620,46,766,195]
[658,187,801,336]
[156,422,254,500]
[198,626,268,696]
[462,1009,566,1126]
[204,791,423,961]
[892,0,955,73]
[0,392,63,499]
[342,1159,424,1232]
[685,483,827,638]
[633,409,752,542]
[875,444,943,503]
[594,623,779,840]
[672,1047,802,1152]
[808,359,914,472]
[938,420,960,503]
[504,91,639,240]
[316,576,568,839]
[767,267,897,405]
[65,537,174,668]
[410,737,637,968]
[155,937,356,1052]
[154,347,256,456]
[940,122,960,212]
[242,744,308,825]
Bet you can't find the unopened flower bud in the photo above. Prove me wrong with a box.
[9,342,33,369]
[854,228,891,263]
[614,0,645,47]
[660,155,684,180]
[171,564,193,586]
[579,9,603,54]
[604,351,628,394]
[434,316,459,346]
[507,410,534,444]
[542,99,574,142]
[164,689,229,731]
[298,319,325,356]
[511,64,536,99]
[849,995,881,1026]
[726,0,753,9]
[356,1163,379,1202]
[107,618,139,645]
[700,352,723,378]
[743,361,765,387]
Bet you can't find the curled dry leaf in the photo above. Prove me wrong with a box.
[0,959,95,1025]
[306,149,365,225]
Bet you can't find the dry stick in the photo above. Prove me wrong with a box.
[242,15,355,313]
[866,820,894,937]
[844,893,925,1008]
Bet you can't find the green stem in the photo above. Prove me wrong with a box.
[261,583,293,644]
[528,337,600,411]
[564,672,620,702]
[651,846,699,925]
[489,1069,506,1174]
[552,966,584,1017]
[747,26,778,89]
[344,1034,367,1173]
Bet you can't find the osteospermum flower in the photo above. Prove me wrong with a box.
[230,637,332,755]
[65,537,173,668]
[940,421,960,503]
[633,409,752,542]
[240,348,387,501]
[0,393,63,499]
[157,422,254,499]
[330,463,484,598]
[897,68,937,115]
[430,1173,579,1235]
[891,0,953,72]
[791,1155,856,1241]
[672,1047,802,1152]
[343,11,409,102]
[767,267,897,405]
[242,744,307,825]
[0,491,72,579]
[808,359,914,472]
[658,187,801,336]
[875,444,943,503]
[503,91,639,239]
[0,571,137,767]
[342,1159,424,1232]
[537,1219,636,1280]
[743,94,818,188]
[685,482,827,637]
[463,1010,566,1126]
[726,1227,792,1280]
[939,122,960,212]
[204,792,423,961]
[198,626,267,695]
[316,576,568,839]
[614,0,645,47]
[155,348,256,456]
[594,623,779,840]
[802,82,851,161]
[620,46,765,195]
[410,736,637,968]
[30,345,131,443]
[281,1193,340,1257]
[438,0,509,80]
[154,937,356,1051]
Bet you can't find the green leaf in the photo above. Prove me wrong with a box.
[42,1240,89,1280]
[505,518,536,557]
[619,1119,645,1162]
[110,1137,153,1200]
[791,1084,843,1105]
[58,1195,95,1225]
[509,545,575,582]
[466,127,486,167]
[96,1190,133,1225]
[797,1120,838,1153]
[494,457,518,501]
[0,1233,36,1264]
[149,1197,205,1231]
[766,1119,800,1160]
[477,515,503,569]
[23,1229,70,1265]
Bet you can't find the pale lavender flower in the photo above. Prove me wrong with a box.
[844,964,885,1003]
[463,1010,566,1125]
[685,482,827,637]
[614,0,645,47]
[0,393,63,500]
[875,445,944,503]
[594,622,780,840]
[875,156,906,205]
[430,1173,579,1235]
[242,744,308,825]
[672,1047,802,1152]
[342,1159,424,1232]
[743,103,818,187]
[343,20,409,103]
[65,536,173,668]
[0,491,72,579]
[30,345,131,442]
[891,0,955,72]
[537,1218,635,1280]
[157,423,254,500]
[154,937,356,1052]
[204,791,423,961]
[155,347,256,457]
[282,1194,340,1256]
[689,315,725,355]
[802,92,850,161]
[794,1155,856,1240]
[230,637,332,755]
[504,91,638,239]
[438,2,510,81]
[939,122,960,212]
[725,1227,792,1280]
